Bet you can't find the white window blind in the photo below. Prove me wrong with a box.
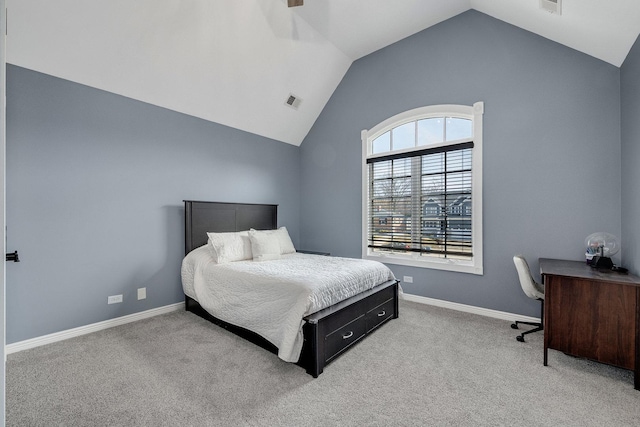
[367,142,473,259]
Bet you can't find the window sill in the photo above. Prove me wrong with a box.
[364,253,483,275]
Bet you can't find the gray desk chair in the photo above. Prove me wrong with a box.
[511,255,545,342]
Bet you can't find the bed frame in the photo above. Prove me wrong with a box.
[183,200,399,377]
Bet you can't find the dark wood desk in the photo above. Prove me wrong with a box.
[540,258,640,390]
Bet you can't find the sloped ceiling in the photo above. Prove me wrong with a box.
[6,0,640,146]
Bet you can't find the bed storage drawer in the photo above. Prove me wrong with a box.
[366,298,395,333]
[301,279,399,377]
[324,315,366,362]
[368,284,396,309]
[322,303,366,336]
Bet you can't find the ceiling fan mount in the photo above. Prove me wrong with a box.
[288,0,303,7]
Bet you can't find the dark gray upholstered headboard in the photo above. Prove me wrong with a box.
[183,201,278,255]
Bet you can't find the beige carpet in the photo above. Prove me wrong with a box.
[6,300,640,426]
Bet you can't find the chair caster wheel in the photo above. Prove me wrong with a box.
[511,323,519,329]
[516,335,525,342]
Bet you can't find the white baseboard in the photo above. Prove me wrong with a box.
[5,302,184,355]
[6,296,538,355]
[401,293,540,323]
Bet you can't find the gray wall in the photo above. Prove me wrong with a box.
[6,10,634,344]
[299,10,622,317]
[621,35,640,276]
[6,65,300,343]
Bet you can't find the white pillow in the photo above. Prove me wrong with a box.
[274,227,296,254]
[249,227,296,255]
[207,231,252,264]
[248,229,281,261]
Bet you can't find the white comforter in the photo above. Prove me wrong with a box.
[181,246,396,362]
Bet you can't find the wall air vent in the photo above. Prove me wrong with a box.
[285,93,302,110]
[540,0,562,15]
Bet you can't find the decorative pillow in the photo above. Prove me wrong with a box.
[248,229,281,261]
[207,231,252,264]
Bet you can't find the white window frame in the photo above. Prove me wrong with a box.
[361,102,484,275]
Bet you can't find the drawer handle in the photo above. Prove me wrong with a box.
[342,331,354,340]
[377,310,386,317]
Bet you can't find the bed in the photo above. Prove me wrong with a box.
[181,200,400,377]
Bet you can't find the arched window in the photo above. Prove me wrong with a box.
[361,102,484,275]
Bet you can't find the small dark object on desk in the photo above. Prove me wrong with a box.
[590,255,629,274]
[590,255,613,269]
[611,265,629,274]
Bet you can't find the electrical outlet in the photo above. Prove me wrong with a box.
[137,287,147,300]
[108,294,123,304]
[403,276,413,283]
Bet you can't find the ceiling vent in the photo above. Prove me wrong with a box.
[285,93,302,110]
[540,0,562,15]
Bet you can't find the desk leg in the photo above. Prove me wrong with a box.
[543,275,549,366]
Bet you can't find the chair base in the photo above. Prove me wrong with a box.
[511,300,544,342]
[511,321,543,342]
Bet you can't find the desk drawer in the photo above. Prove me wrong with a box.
[325,315,366,362]
[366,298,395,333]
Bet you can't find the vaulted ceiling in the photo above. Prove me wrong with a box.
[7,0,640,146]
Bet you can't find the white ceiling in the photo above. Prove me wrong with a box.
[7,0,640,146]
